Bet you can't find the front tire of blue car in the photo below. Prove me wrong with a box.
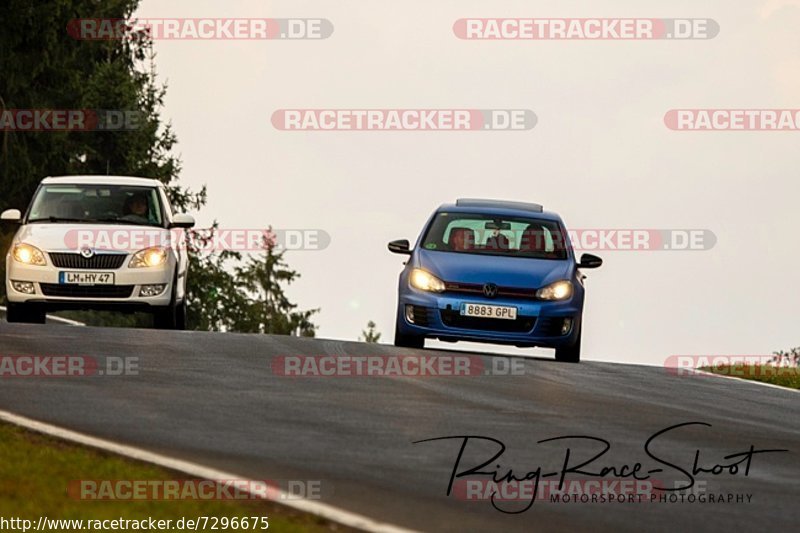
[555,327,581,363]
[394,328,425,349]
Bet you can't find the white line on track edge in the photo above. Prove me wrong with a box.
[0,305,85,326]
[0,409,418,533]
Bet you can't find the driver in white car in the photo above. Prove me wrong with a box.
[121,192,154,225]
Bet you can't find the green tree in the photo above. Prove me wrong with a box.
[234,232,318,336]
[183,224,247,331]
[0,0,319,335]
[771,347,800,367]
[360,321,381,343]
[0,0,191,304]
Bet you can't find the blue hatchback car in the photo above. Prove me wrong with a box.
[388,199,602,362]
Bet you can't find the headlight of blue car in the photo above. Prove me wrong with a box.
[410,268,446,292]
[536,280,573,301]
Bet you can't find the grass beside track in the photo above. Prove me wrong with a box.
[0,422,352,532]
[699,365,800,390]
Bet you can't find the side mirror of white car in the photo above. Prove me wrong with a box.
[170,213,195,229]
[0,209,22,223]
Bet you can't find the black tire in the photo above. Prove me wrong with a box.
[6,303,46,324]
[394,327,425,349]
[153,303,177,329]
[555,327,581,363]
[153,284,178,329]
[175,298,187,331]
[6,303,24,323]
[153,271,186,330]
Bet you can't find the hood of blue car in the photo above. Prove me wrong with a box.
[416,249,573,288]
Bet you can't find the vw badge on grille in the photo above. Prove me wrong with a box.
[483,283,498,298]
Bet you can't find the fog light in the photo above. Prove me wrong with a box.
[140,284,167,297]
[561,318,573,335]
[405,304,416,324]
[11,281,35,294]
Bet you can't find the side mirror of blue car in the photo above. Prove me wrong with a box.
[388,239,412,255]
[578,253,603,269]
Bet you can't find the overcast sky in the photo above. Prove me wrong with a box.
[136,0,800,365]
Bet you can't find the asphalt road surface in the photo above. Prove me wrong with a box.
[0,322,798,532]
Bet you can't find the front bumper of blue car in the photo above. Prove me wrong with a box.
[395,289,582,348]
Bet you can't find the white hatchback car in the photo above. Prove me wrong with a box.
[2,176,194,328]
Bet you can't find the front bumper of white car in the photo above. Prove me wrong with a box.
[6,250,175,310]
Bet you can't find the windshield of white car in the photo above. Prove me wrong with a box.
[27,185,164,227]
[420,212,570,260]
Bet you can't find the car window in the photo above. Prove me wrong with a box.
[421,212,568,260]
[27,185,164,227]
[160,188,175,218]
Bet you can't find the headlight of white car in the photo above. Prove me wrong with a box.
[12,243,46,266]
[129,246,168,268]
[536,280,573,301]
[409,268,446,292]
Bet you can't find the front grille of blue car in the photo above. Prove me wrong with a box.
[439,309,536,333]
[444,282,538,300]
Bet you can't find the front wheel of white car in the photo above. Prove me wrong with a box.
[6,303,46,324]
[175,299,187,330]
[153,274,186,330]
[153,301,184,330]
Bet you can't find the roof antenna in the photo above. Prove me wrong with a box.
[106,160,110,175]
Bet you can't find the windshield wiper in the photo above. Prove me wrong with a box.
[28,215,160,227]
[89,217,161,227]
[87,217,124,223]
[28,216,87,223]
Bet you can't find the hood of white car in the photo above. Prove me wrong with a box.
[13,223,172,253]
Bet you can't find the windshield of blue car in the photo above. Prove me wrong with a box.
[27,185,164,227]
[420,212,569,260]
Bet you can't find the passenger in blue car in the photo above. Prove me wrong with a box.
[448,227,475,252]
